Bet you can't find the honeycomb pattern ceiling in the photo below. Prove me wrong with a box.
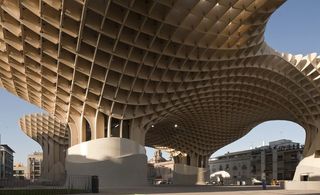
[20,113,69,146]
[0,0,320,156]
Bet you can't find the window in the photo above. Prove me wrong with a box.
[187,155,191,166]
[104,115,109,137]
[203,158,206,168]
[301,175,309,181]
[290,154,297,160]
[251,165,256,173]
[122,120,130,139]
[111,118,120,137]
[198,155,202,167]
[85,119,91,141]
[315,150,320,158]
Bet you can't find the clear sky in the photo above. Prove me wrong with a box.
[0,0,319,164]
[265,0,320,55]
[0,89,43,164]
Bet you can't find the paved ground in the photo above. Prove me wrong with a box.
[86,185,320,195]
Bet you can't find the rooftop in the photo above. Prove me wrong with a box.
[0,144,15,153]
[210,139,302,161]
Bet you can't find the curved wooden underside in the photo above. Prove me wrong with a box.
[20,113,69,146]
[1,0,320,157]
[20,113,68,183]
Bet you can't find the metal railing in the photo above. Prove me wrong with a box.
[66,175,92,192]
[0,175,96,193]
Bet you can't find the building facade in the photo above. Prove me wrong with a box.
[148,150,174,184]
[13,163,27,180]
[209,140,303,184]
[26,152,43,182]
[0,144,14,179]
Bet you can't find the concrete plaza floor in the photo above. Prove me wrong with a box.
[89,185,320,195]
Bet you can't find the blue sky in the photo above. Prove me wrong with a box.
[265,0,320,55]
[1,0,319,163]
[0,89,43,164]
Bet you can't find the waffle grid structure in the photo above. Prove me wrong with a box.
[0,0,320,162]
[20,113,69,145]
[19,113,68,183]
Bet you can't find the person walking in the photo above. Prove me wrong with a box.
[261,171,267,190]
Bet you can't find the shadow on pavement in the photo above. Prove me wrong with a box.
[100,185,292,194]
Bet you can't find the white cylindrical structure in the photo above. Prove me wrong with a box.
[65,137,147,187]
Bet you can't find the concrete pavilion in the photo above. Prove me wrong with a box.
[0,0,319,187]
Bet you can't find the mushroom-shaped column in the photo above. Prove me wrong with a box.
[283,53,320,182]
[171,151,210,185]
[1,0,320,188]
[20,113,69,184]
[293,126,320,181]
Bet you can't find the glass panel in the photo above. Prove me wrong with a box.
[122,120,130,139]
[186,155,190,166]
[315,150,320,158]
[198,155,202,167]
[111,118,120,137]
[85,119,91,141]
[104,115,108,137]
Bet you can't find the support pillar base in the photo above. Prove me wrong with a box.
[65,137,147,187]
[40,162,65,185]
[293,126,320,182]
[172,164,209,185]
[293,154,320,181]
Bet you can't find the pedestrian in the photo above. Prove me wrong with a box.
[261,171,267,190]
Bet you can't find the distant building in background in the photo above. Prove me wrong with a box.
[13,163,27,180]
[26,152,43,182]
[209,139,304,185]
[147,150,174,184]
[0,144,14,179]
[148,150,167,164]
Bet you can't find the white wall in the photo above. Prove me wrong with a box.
[293,154,320,181]
[66,137,147,187]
